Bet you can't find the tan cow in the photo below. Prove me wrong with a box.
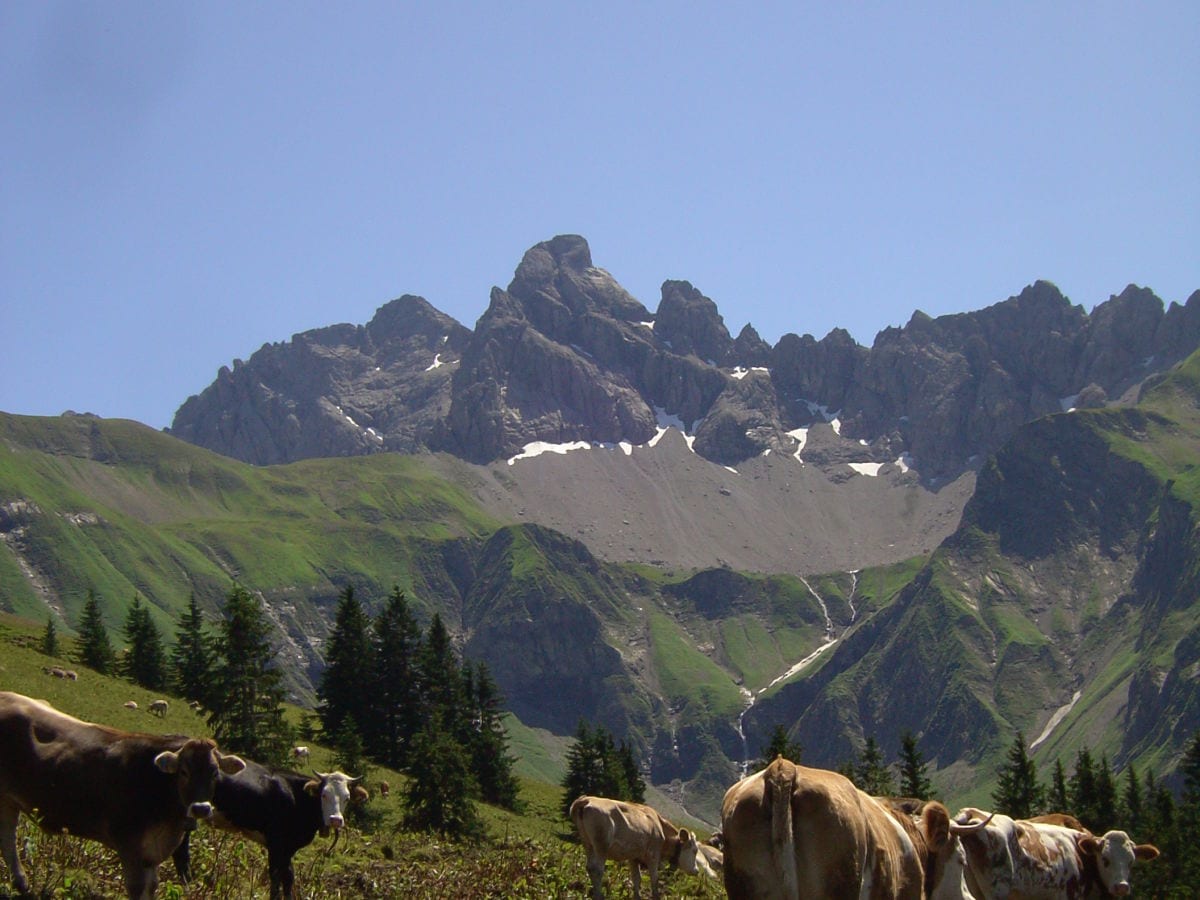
[570,795,703,900]
[0,690,244,899]
[953,807,1159,899]
[721,757,986,899]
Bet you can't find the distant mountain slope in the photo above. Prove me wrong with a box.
[169,235,1199,481]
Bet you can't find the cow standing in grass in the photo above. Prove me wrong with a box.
[570,795,703,900]
[0,691,244,900]
[174,762,368,900]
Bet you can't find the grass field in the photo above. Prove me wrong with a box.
[0,614,725,899]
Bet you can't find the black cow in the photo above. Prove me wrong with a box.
[0,690,244,900]
[173,760,368,900]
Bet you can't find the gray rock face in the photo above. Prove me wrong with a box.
[170,238,1199,478]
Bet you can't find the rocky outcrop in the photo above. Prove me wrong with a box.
[170,237,1200,478]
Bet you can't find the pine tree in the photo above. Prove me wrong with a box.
[369,587,423,767]
[40,616,59,657]
[171,594,214,706]
[121,595,167,690]
[419,612,465,719]
[208,585,293,767]
[76,588,115,674]
[560,720,640,818]
[756,724,804,769]
[1092,754,1118,833]
[1069,748,1099,829]
[317,585,374,741]
[1048,759,1069,812]
[403,710,482,838]
[855,736,895,796]
[992,731,1042,818]
[1121,764,1143,832]
[896,732,933,800]
[464,660,520,810]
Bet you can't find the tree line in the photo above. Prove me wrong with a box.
[50,583,519,838]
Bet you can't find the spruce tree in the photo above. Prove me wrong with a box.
[171,594,214,706]
[756,724,804,769]
[897,732,933,800]
[855,736,895,796]
[419,612,465,718]
[992,731,1042,818]
[369,587,423,767]
[317,585,374,740]
[403,710,482,838]
[121,595,167,690]
[616,740,646,804]
[40,616,59,657]
[1121,764,1143,832]
[1178,731,1200,893]
[208,585,293,766]
[562,721,606,818]
[1048,759,1069,812]
[76,588,115,674]
[464,660,520,810]
[1069,747,1098,829]
[1092,754,1118,833]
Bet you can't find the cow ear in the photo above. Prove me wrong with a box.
[154,750,181,774]
[922,802,952,851]
[679,828,693,844]
[218,753,246,775]
[1134,843,1160,861]
[352,785,370,803]
[303,779,322,796]
[1078,835,1099,855]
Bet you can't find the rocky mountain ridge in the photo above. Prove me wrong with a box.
[169,235,1200,479]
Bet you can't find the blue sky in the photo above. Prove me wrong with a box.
[3,2,1197,430]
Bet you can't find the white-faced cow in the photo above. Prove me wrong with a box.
[953,807,1159,899]
[721,757,987,900]
[291,745,309,762]
[0,690,244,900]
[173,762,368,900]
[570,795,703,900]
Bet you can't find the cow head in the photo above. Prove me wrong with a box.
[668,827,702,875]
[154,738,246,820]
[1077,830,1159,897]
[304,771,370,833]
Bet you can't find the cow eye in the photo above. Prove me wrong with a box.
[1102,858,1110,867]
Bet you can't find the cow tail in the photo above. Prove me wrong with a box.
[569,796,589,829]
[765,758,799,899]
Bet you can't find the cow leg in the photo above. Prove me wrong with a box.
[267,845,296,900]
[645,861,661,900]
[119,853,159,900]
[0,801,29,895]
[585,851,606,900]
[172,831,192,883]
[629,860,643,900]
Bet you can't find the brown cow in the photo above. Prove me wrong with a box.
[721,757,986,899]
[0,690,245,899]
[570,795,703,900]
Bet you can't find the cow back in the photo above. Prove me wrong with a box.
[0,692,191,842]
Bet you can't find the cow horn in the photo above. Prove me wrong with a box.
[950,812,995,834]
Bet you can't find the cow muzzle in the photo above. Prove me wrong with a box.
[188,802,215,819]
[327,814,345,830]
[1111,884,1130,897]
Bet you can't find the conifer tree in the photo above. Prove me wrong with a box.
[171,594,214,706]
[208,585,293,766]
[463,660,520,810]
[756,724,804,769]
[121,595,167,690]
[1121,763,1143,832]
[1069,748,1099,829]
[896,732,932,800]
[1092,754,1118,833]
[1048,758,1069,813]
[317,585,374,740]
[1178,731,1200,892]
[76,588,115,674]
[369,587,424,767]
[854,736,895,796]
[560,721,641,817]
[419,612,465,718]
[992,731,1042,818]
[41,616,58,657]
[403,710,482,838]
